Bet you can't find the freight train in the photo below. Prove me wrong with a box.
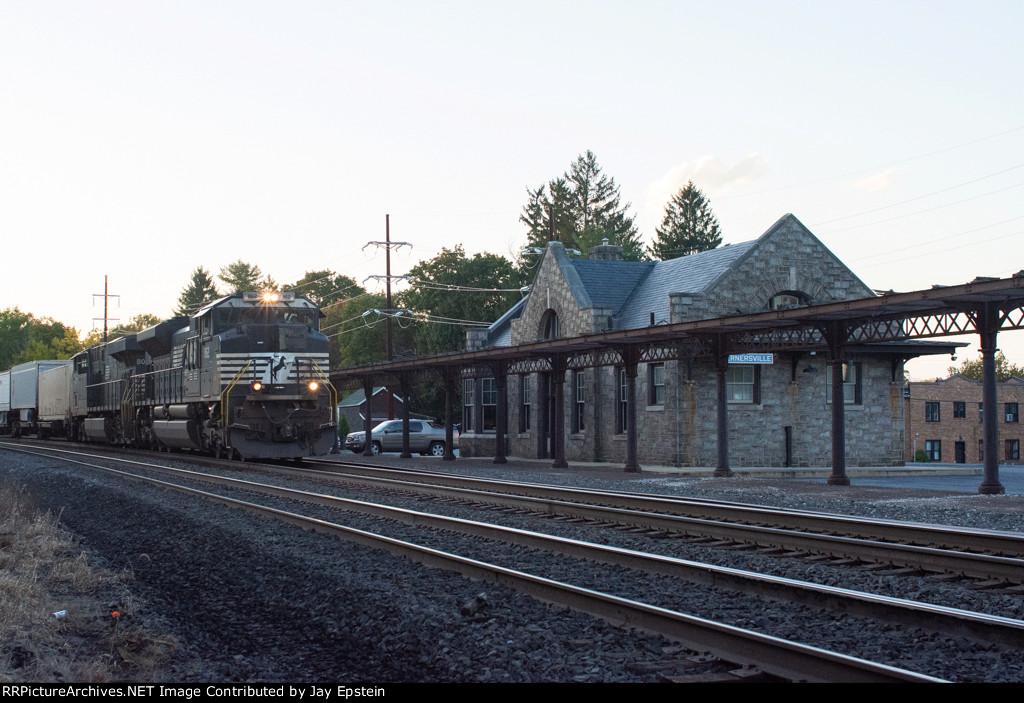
[0,291,337,460]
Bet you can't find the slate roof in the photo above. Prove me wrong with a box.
[570,259,656,313]
[614,240,757,330]
[481,296,527,348]
[480,237,761,347]
[481,214,849,347]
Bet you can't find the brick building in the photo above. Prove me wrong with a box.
[904,374,1024,464]
[337,386,429,432]
[459,214,951,467]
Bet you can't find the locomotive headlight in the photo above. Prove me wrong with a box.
[263,292,280,303]
[252,382,262,391]
[308,381,319,391]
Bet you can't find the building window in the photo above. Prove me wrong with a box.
[979,402,984,423]
[616,368,628,433]
[925,402,940,422]
[953,401,966,418]
[1006,440,1020,461]
[573,371,586,433]
[462,378,474,433]
[649,364,665,405]
[726,365,759,403]
[925,439,941,462]
[541,310,559,340]
[520,376,531,432]
[825,363,861,404]
[1006,403,1019,423]
[481,378,497,432]
[979,439,985,462]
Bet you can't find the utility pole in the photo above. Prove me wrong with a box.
[92,275,120,344]
[364,215,412,419]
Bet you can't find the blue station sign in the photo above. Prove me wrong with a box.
[727,353,774,365]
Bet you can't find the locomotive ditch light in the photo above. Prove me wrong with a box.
[308,381,319,391]
[252,382,263,391]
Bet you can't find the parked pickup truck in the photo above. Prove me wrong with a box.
[345,419,458,456]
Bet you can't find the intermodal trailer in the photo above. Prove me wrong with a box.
[0,370,10,433]
[10,360,70,436]
[38,362,73,438]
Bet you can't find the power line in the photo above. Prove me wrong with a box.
[816,180,1024,234]
[813,163,1024,226]
[850,215,1024,264]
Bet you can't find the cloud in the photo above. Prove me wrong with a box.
[647,152,768,202]
[853,166,897,192]
[645,153,769,224]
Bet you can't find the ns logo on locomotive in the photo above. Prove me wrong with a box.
[0,291,337,460]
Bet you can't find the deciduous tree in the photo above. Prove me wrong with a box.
[948,352,1024,382]
[0,308,82,367]
[402,246,527,356]
[218,260,263,293]
[285,270,364,308]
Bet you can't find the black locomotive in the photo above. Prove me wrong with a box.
[6,291,337,460]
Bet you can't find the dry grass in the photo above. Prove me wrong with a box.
[0,481,177,682]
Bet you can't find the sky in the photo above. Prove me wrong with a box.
[2,1,1022,379]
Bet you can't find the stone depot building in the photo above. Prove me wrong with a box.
[458,214,949,468]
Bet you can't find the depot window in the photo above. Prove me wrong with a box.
[462,379,474,433]
[573,371,586,433]
[520,376,531,432]
[726,365,760,404]
[481,378,497,432]
[925,402,940,422]
[825,363,862,404]
[649,364,665,405]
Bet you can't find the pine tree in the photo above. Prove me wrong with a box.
[174,267,220,317]
[520,151,646,261]
[649,181,722,260]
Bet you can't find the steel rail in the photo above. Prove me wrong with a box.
[6,443,1023,649]
[306,459,1024,557]
[4,441,1020,582]
[0,445,945,683]
[284,462,1024,583]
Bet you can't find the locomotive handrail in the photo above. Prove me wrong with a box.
[221,361,254,434]
[130,366,186,405]
[120,379,133,442]
[86,378,123,412]
[308,359,338,425]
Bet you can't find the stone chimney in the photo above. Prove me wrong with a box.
[588,238,623,261]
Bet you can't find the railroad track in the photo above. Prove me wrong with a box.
[7,442,1023,681]
[247,458,1024,587]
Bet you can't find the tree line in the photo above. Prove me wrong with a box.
[0,150,724,375]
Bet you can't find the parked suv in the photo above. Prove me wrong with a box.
[344,419,458,456]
